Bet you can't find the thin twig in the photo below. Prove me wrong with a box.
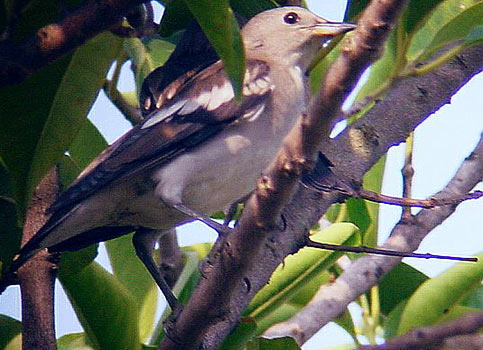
[306,240,477,261]
[402,133,414,220]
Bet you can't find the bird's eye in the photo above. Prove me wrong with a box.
[283,12,300,25]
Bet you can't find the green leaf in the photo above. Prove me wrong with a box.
[246,223,360,321]
[182,0,245,98]
[360,156,386,246]
[59,245,99,277]
[68,120,108,170]
[105,233,158,342]
[403,0,446,35]
[124,36,175,94]
[419,3,483,58]
[255,303,301,335]
[461,284,483,309]
[0,163,22,264]
[221,318,258,350]
[0,32,121,217]
[345,198,370,235]
[352,30,397,109]
[397,253,483,335]
[407,0,479,60]
[158,0,277,37]
[0,314,22,350]
[289,270,331,306]
[333,309,359,344]
[59,262,141,350]
[344,0,370,21]
[247,337,300,350]
[0,54,71,217]
[57,333,95,350]
[26,32,122,209]
[383,299,407,339]
[378,262,428,316]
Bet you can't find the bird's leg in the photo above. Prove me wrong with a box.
[170,202,232,236]
[132,229,181,311]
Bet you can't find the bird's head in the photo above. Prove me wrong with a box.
[242,6,356,72]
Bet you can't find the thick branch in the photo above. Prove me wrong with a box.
[264,134,483,344]
[359,312,483,350]
[17,167,61,350]
[162,42,483,349]
[0,0,146,86]
[160,1,409,349]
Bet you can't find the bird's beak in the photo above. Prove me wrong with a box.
[311,21,357,37]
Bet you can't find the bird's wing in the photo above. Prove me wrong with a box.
[49,59,273,215]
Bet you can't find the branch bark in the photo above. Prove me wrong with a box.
[17,167,61,350]
[264,133,483,344]
[358,312,483,350]
[0,0,146,86]
[160,1,410,349]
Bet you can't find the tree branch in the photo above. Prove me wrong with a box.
[161,41,483,349]
[264,133,483,344]
[160,1,409,349]
[358,312,483,350]
[0,0,147,87]
[17,167,61,350]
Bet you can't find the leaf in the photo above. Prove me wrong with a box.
[383,299,406,339]
[246,223,360,321]
[124,36,175,94]
[397,253,483,335]
[403,0,446,35]
[27,32,122,200]
[255,303,301,335]
[460,284,483,309]
[344,0,370,21]
[158,0,277,37]
[352,30,398,108]
[378,262,428,316]
[419,3,483,58]
[182,0,245,98]
[0,314,22,350]
[68,119,108,170]
[407,0,479,60]
[360,156,386,246]
[220,318,258,350]
[247,337,300,350]
[105,233,158,342]
[345,198,370,235]
[0,32,121,218]
[0,163,22,264]
[59,262,141,350]
[57,333,95,350]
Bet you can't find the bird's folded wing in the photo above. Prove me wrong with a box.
[49,59,273,215]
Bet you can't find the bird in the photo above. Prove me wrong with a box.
[0,6,356,310]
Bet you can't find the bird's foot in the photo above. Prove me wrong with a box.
[172,203,233,237]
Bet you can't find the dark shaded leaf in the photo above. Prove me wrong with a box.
[182,0,245,97]
[378,262,428,316]
[0,314,22,350]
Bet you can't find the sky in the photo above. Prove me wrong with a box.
[1,1,482,348]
